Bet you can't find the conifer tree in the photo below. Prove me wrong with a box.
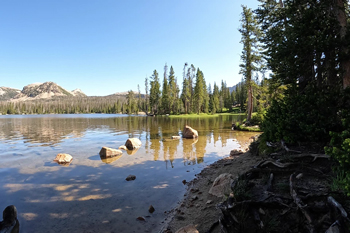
[161,64,170,114]
[168,66,176,113]
[239,5,262,122]
[149,70,161,114]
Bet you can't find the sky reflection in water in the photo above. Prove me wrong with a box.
[0,114,257,233]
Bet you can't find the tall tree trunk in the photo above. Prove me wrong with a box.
[247,83,253,122]
[333,0,350,88]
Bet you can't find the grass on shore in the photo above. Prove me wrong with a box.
[168,112,245,118]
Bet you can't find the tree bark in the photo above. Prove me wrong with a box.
[247,83,253,122]
[333,0,350,88]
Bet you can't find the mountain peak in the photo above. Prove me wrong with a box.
[0,87,21,101]
[10,81,85,101]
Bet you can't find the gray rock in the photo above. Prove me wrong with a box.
[208,173,234,197]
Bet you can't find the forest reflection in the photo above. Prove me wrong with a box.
[0,114,257,167]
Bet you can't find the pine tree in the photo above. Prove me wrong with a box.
[168,66,176,113]
[149,70,161,114]
[161,64,170,114]
[194,68,205,114]
[239,5,262,122]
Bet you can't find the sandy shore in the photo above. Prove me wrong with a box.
[161,151,263,233]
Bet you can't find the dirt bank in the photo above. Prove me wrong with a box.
[162,151,263,233]
[161,144,350,233]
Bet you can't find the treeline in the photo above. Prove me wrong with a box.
[0,96,129,115]
[0,64,268,116]
[139,63,269,115]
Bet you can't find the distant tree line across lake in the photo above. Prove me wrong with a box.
[0,64,272,116]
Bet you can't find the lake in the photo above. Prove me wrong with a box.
[0,114,258,233]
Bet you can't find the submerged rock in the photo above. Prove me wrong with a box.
[126,175,136,181]
[171,136,181,140]
[99,147,122,158]
[208,173,234,197]
[118,145,127,150]
[53,153,73,164]
[182,125,198,139]
[148,205,155,213]
[136,216,145,221]
[0,205,19,233]
[125,138,142,150]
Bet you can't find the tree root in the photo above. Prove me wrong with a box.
[290,174,316,232]
[281,140,302,154]
[254,160,295,168]
[328,196,349,221]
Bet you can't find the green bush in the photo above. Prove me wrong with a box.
[325,106,350,196]
[250,110,265,126]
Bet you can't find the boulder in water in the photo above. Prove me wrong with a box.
[125,138,142,150]
[182,125,198,139]
[99,147,122,158]
[53,153,73,164]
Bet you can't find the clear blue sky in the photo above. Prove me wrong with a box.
[0,0,260,96]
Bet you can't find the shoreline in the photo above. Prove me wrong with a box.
[161,151,263,233]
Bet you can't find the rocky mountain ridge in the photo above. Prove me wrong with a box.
[0,87,21,101]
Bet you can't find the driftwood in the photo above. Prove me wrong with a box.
[281,140,302,154]
[328,196,349,221]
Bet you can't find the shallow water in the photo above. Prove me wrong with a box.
[0,114,258,233]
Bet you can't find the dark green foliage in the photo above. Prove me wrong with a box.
[233,176,252,202]
[261,85,341,144]
[325,89,350,196]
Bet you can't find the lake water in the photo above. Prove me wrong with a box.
[0,114,258,233]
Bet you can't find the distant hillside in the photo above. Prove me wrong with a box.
[11,82,86,102]
[0,87,21,101]
[71,88,87,97]
[110,91,146,99]
[229,82,241,93]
